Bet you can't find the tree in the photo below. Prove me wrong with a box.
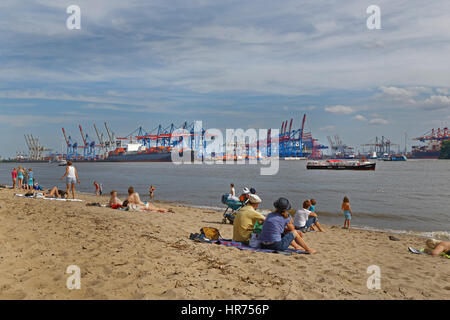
[439,140,450,159]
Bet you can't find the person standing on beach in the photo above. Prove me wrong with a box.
[230,183,236,196]
[27,168,34,191]
[342,196,352,229]
[61,161,80,199]
[23,168,28,189]
[94,181,100,196]
[11,168,17,189]
[17,166,24,190]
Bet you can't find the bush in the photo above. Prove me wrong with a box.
[439,140,450,159]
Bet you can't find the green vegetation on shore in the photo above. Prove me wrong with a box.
[439,141,450,159]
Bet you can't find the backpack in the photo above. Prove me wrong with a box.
[200,227,222,241]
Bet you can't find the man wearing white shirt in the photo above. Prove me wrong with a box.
[294,200,325,232]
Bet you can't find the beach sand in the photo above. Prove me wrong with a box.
[0,187,448,300]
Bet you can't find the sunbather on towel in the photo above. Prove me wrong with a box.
[259,197,317,254]
[233,194,265,243]
[126,186,168,212]
[44,186,68,199]
[424,239,450,256]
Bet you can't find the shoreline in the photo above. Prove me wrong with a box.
[2,183,449,241]
[0,186,449,299]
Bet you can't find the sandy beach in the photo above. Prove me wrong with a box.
[0,187,448,300]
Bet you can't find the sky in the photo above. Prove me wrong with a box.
[1,0,450,158]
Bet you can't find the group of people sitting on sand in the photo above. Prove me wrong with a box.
[109,186,173,213]
[231,188,327,254]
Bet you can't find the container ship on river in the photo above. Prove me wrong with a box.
[106,142,172,162]
[411,127,449,159]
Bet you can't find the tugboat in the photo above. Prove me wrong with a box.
[306,159,376,170]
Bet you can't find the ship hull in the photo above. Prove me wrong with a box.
[306,163,376,170]
[106,151,172,162]
[411,151,440,159]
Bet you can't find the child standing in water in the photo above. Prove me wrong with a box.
[149,185,155,200]
[341,196,352,229]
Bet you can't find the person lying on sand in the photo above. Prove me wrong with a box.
[259,197,317,254]
[233,194,265,244]
[109,190,123,209]
[44,186,68,199]
[424,239,450,256]
[126,186,169,213]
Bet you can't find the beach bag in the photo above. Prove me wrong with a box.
[200,227,221,241]
[249,233,261,248]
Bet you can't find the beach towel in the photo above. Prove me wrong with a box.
[408,247,450,259]
[14,193,83,202]
[189,234,308,256]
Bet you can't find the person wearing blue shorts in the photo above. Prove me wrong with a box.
[27,168,34,191]
[61,161,80,199]
[341,196,353,229]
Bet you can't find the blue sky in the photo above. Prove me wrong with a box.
[1,0,450,157]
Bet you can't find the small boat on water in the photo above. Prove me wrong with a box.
[306,159,376,170]
[382,154,407,161]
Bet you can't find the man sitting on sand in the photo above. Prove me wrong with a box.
[424,239,450,256]
[232,194,265,244]
[294,200,325,232]
[126,186,169,213]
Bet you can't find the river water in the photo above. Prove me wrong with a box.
[1,159,449,239]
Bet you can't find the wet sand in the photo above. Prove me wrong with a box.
[0,187,448,299]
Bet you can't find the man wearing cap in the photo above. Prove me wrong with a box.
[233,194,266,244]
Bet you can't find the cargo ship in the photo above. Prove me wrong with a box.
[306,159,376,170]
[105,142,173,162]
[412,127,449,159]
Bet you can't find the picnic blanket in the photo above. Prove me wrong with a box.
[14,193,83,202]
[190,234,308,256]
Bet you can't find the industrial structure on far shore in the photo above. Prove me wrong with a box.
[9,118,449,162]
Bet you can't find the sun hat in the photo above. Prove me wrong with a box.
[248,194,262,204]
[273,197,291,211]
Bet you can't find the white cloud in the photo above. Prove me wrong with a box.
[324,105,355,114]
[424,95,450,106]
[353,114,368,121]
[369,118,389,125]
